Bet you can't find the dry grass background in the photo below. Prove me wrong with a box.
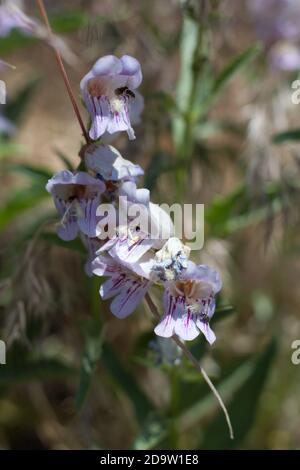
[0,0,300,449]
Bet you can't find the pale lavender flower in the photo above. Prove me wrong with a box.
[98,201,175,265]
[248,0,300,44]
[269,40,300,70]
[80,55,143,141]
[92,254,152,318]
[0,1,36,37]
[46,170,105,241]
[0,1,78,65]
[99,91,144,144]
[150,337,182,366]
[247,0,300,71]
[98,225,154,265]
[0,113,16,136]
[118,180,150,206]
[0,58,16,70]
[84,144,144,183]
[81,235,103,277]
[154,262,222,343]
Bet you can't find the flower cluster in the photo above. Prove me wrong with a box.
[0,0,77,65]
[46,55,222,344]
[247,0,300,71]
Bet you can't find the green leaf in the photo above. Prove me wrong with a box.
[0,185,49,230]
[149,355,255,449]
[5,78,40,125]
[42,233,85,254]
[201,338,277,449]
[0,31,35,55]
[0,141,23,159]
[148,91,178,113]
[177,356,255,434]
[212,44,261,96]
[212,305,235,324]
[206,183,284,237]
[50,10,90,33]
[272,129,300,144]
[6,163,52,183]
[14,210,57,246]
[194,120,245,140]
[132,415,168,450]
[197,44,262,120]
[102,344,154,426]
[0,11,89,55]
[172,15,200,150]
[144,152,172,191]
[75,317,105,411]
[205,185,246,234]
[54,148,75,171]
[0,357,75,384]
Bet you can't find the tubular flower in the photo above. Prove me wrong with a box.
[154,262,222,343]
[81,235,103,277]
[0,1,36,37]
[46,170,105,241]
[97,200,175,265]
[46,52,224,348]
[92,254,152,318]
[247,0,300,71]
[0,1,77,65]
[80,55,142,141]
[84,144,144,183]
[151,237,191,282]
[98,225,155,265]
[0,114,15,136]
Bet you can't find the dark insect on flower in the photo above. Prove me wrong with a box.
[80,55,142,140]
[199,312,210,324]
[115,86,136,99]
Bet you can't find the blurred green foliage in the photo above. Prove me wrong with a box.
[0,0,299,451]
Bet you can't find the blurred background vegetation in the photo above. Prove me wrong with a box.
[0,0,300,450]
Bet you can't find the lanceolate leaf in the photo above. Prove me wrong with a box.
[6,163,52,182]
[272,129,300,144]
[0,11,90,55]
[0,185,49,230]
[75,317,105,411]
[102,344,154,426]
[206,183,285,237]
[172,14,199,150]
[212,44,262,96]
[0,357,75,384]
[5,78,40,125]
[201,338,277,449]
[54,148,75,171]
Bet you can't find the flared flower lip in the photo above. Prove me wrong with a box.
[0,2,36,37]
[80,55,142,93]
[80,55,143,141]
[46,170,106,197]
[153,262,222,342]
[91,253,152,318]
[154,289,217,343]
[84,144,144,182]
[180,261,222,295]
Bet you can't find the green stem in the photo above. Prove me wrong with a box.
[36,0,90,144]
[168,368,180,449]
[145,292,234,440]
[175,3,209,199]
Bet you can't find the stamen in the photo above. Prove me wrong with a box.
[59,199,75,227]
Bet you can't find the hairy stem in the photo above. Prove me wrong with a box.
[36,0,90,144]
[145,292,234,440]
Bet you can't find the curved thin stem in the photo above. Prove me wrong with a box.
[36,0,90,144]
[145,292,234,440]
